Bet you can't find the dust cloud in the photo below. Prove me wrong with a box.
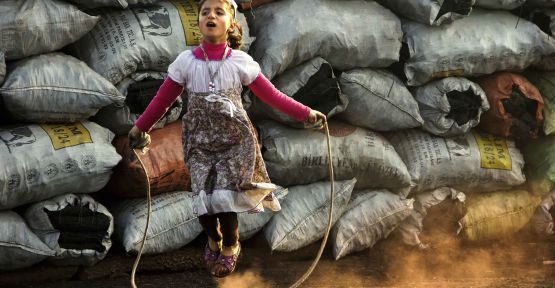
[218,269,268,288]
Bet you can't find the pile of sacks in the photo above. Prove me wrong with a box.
[1,0,555,272]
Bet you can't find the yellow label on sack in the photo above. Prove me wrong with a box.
[432,69,465,80]
[41,123,93,150]
[473,131,512,170]
[170,0,201,46]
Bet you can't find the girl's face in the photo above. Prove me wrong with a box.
[199,0,235,45]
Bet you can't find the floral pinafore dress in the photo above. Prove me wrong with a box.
[182,52,280,216]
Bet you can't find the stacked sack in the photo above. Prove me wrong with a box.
[246,0,555,258]
[2,0,555,273]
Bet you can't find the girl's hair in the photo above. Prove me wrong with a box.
[198,0,243,50]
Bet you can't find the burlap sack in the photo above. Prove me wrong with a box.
[376,0,473,26]
[24,194,113,266]
[338,68,423,131]
[248,0,402,80]
[259,121,411,194]
[458,190,541,241]
[0,0,99,61]
[105,121,190,198]
[0,211,54,271]
[387,129,526,195]
[0,122,121,210]
[1,53,125,123]
[477,72,544,139]
[332,189,413,259]
[402,9,555,86]
[414,77,489,137]
[70,0,252,84]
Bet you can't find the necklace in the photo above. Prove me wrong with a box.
[199,44,229,94]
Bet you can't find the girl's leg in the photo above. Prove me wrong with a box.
[198,213,223,250]
[218,212,239,248]
[212,212,240,277]
[198,214,222,270]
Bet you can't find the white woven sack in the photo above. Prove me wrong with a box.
[70,0,253,84]
[248,57,347,127]
[475,0,526,9]
[264,179,356,252]
[67,0,161,9]
[93,71,183,135]
[0,211,54,271]
[1,53,125,123]
[0,121,121,210]
[402,9,555,86]
[248,0,401,80]
[24,194,114,266]
[387,129,526,194]
[238,186,288,240]
[376,0,474,26]
[112,191,202,255]
[338,68,423,131]
[0,0,99,61]
[395,187,465,249]
[414,77,489,137]
[331,190,414,260]
[259,121,411,194]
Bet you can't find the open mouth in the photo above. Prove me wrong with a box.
[207,22,216,28]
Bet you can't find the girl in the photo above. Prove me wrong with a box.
[128,0,325,278]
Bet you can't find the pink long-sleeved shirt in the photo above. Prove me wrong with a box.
[135,42,310,132]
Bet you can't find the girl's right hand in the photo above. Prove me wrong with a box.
[128,125,151,149]
[307,109,326,125]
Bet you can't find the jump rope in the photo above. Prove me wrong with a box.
[129,118,335,288]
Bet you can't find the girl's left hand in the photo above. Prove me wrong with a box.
[307,109,326,124]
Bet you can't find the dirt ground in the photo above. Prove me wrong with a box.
[2,232,555,288]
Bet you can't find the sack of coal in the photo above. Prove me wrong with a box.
[521,136,555,196]
[331,189,413,260]
[518,9,554,37]
[0,0,99,61]
[93,72,183,136]
[475,0,525,9]
[0,121,121,210]
[477,72,544,139]
[24,194,113,266]
[529,191,555,237]
[66,0,161,9]
[248,0,402,80]
[111,191,202,255]
[248,57,347,128]
[105,121,190,198]
[0,52,5,85]
[402,9,555,86]
[376,0,473,26]
[387,129,526,195]
[264,179,355,252]
[338,68,423,131]
[70,0,252,84]
[458,190,541,241]
[395,187,465,249]
[524,70,555,135]
[0,211,55,271]
[525,0,555,7]
[259,121,411,194]
[415,77,489,137]
[1,53,125,123]
[236,0,275,9]
[238,186,288,240]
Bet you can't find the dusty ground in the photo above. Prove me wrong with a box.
[2,232,555,288]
